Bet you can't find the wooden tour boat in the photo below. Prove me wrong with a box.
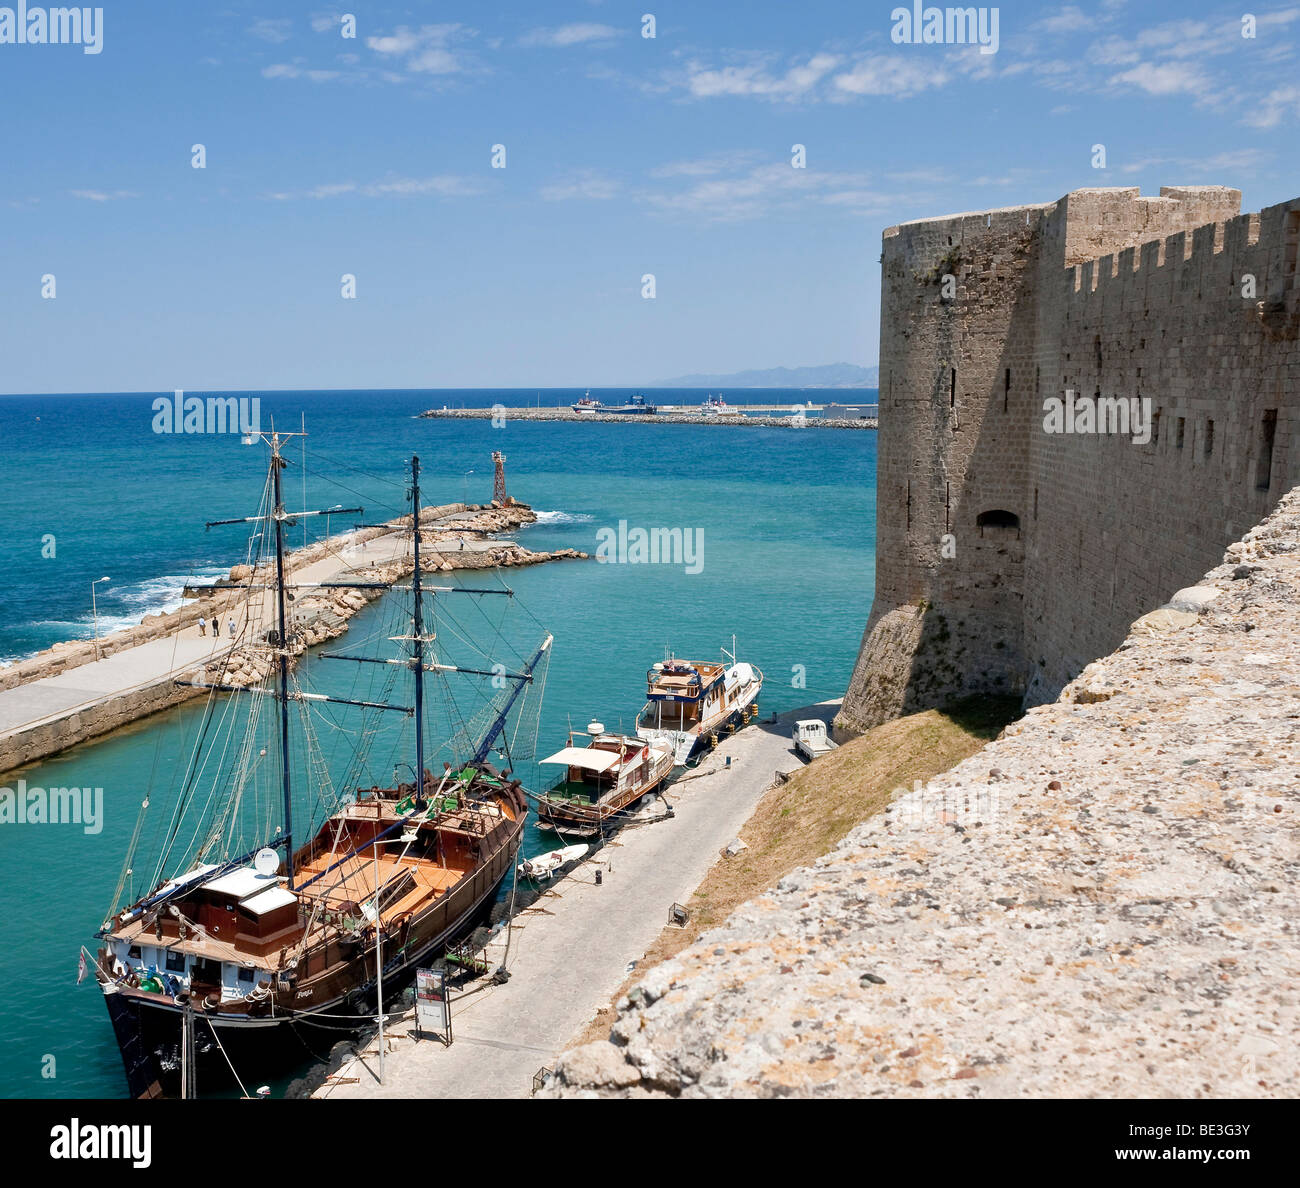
[534,724,674,836]
[637,643,763,765]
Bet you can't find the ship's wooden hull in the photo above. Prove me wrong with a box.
[535,762,672,837]
[101,785,526,1099]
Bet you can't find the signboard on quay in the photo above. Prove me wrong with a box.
[415,968,452,1044]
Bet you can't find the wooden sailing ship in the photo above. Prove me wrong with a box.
[92,437,550,1098]
[534,725,674,836]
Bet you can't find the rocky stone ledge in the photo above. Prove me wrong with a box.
[546,487,1300,1098]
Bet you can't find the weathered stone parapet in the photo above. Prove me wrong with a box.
[548,486,1300,1098]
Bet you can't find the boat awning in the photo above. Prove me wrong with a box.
[540,747,621,773]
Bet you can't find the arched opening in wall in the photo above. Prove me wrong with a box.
[976,509,1021,539]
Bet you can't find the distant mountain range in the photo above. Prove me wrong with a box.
[651,363,879,389]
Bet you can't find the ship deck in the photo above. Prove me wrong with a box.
[297,847,467,916]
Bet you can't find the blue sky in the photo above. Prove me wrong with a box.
[2,0,1297,392]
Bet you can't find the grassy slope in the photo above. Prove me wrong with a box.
[572,695,1021,1047]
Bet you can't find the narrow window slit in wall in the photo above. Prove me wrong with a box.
[1284,212,1299,288]
[1176,417,1185,450]
[1204,419,1215,458]
[1256,410,1277,491]
[1004,368,1010,413]
[906,480,912,530]
[945,482,950,533]
[950,366,956,408]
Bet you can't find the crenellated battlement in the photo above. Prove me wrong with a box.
[841,183,1299,733]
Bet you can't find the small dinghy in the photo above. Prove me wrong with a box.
[517,844,589,880]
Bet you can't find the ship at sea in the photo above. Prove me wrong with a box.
[534,723,674,836]
[89,433,551,1098]
[570,393,658,416]
[636,644,763,765]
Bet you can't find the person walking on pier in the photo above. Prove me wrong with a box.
[228,617,236,639]
[198,615,206,637]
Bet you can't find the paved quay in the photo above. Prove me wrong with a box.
[547,489,1300,1099]
[0,530,411,775]
[313,704,837,1100]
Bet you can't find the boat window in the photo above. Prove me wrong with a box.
[165,951,186,972]
[127,945,142,960]
[237,967,256,983]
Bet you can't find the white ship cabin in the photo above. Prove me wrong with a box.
[107,862,300,1004]
[541,732,656,803]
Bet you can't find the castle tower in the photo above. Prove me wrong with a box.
[840,185,1298,734]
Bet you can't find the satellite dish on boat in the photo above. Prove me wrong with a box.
[254,847,280,876]
[587,721,605,735]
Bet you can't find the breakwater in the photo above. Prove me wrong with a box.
[0,502,587,775]
[420,407,877,430]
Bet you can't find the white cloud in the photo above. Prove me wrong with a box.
[307,182,357,198]
[639,159,914,222]
[684,52,841,100]
[70,189,139,201]
[262,63,341,81]
[363,175,481,197]
[1110,60,1212,97]
[1032,6,1096,35]
[831,55,948,98]
[266,175,481,201]
[649,151,765,179]
[1116,147,1271,175]
[311,15,339,34]
[540,170,621,201]
[249,18,292,44]
[366,24,472,75]
[519,23,620,48]
[1245,83,1300,128]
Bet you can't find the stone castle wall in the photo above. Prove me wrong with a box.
[547,486,1300,1098]
[841,185,1300,731]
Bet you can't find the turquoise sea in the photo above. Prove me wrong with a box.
[0,389,876,1098]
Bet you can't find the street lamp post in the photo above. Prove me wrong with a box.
[462,469,474,505]
[91,576,111,660]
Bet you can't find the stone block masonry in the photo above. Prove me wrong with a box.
[545,486,1300,1098]
[840,185,1299,731]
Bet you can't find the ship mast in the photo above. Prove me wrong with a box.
[410,455,428,812]
[270,432,296,887]
[187,426,368,888]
